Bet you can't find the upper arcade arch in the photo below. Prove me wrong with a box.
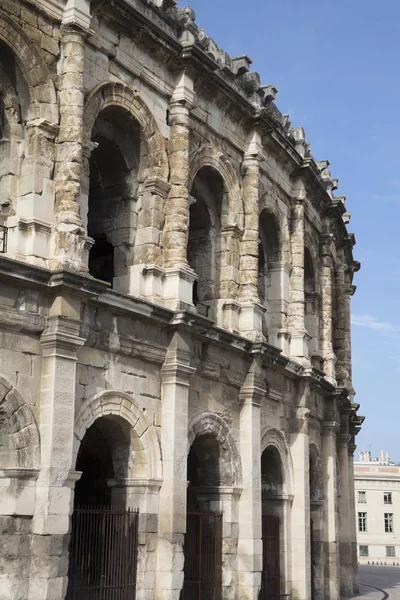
[189,145,244,230]
[0,11,58,125]
[83,82,168,182]
[74,390,162,481]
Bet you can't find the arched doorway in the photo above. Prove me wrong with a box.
[182,434,223,600]
[67,416,139,600]
[260,445,284,600]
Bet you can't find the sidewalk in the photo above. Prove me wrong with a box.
[349,583,386,600]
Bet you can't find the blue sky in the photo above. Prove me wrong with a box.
[182,0,400,460]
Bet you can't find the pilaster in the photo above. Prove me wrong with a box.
[290,403,311,600]
[156,332,195,600]
[239,130,264,341]
[162,72,196,309]
[320,235,336,382]
[288,185,309,362]
[348,442,359,594]
[237,355,264,599]
[30,294,85,600]
[337,428,352,597]
[322,419,340,600]
[52,23,88,271]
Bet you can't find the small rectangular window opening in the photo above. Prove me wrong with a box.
[384,492,392,504]
[358,512,367,532]
[359,545,369,557]
[386,546,396,558]
[358,491,367,504]
[385,513,394,533]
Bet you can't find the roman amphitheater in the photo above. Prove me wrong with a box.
[0,1,362,599]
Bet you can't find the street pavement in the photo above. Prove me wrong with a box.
[352,565,400,599]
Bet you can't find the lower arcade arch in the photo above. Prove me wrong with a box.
[183,418,241,600]
[260,434,292,600]
[67,407,160,600]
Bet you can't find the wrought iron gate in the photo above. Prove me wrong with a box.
[182,511,223,600]
[260,515,280,600]
[66,505,139,600]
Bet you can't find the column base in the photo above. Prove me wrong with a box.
[238,302,266,341]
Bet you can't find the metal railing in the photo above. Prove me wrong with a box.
[0,225,7,253]
[260,515,280,600]
[182,511,223,600]
[66,505,139,600]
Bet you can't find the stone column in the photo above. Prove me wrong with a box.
[239,130,265,340]
[320,236,335,381]
[334,261,353,388]
[337,428,352,597]
[322,420,340,600]
[237,356,263,600]
[268,260,292,354]
[162,72,196,309]
[156,332,195,600]
[52,24,88,271]
[219,224,242,332]
[288,186,309,361]
[290,406,311,600]
[30,294,85,600]
[348,442,359,594]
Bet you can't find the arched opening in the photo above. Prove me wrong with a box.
[258,210,281,339]
[67,416,139,599]
[87,106,145,286]
[304,248,321,368]
[188,167,224,317]
[0,42,28,230]
[183,431,236,600]
[74,416,130,507]
[309,446,324,600]
[260,446,284,600]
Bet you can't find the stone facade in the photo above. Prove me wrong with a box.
[0,1,363,599]
[354,451,400,566]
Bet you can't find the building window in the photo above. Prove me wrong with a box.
[384,513,394,533]
[358,491,367,504]
[358,512,367,532]
[384,492,392,504]
[386,546,396,557]
[359,545,369,557]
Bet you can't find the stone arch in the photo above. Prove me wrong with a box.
[74,390,162,481]
[189,145,243,230]
[0,376,40,470]
[258,194,291,261]
[0,11,58,125]
[261,427,293,496]
[187,412,242,488]
[83,82,168,181]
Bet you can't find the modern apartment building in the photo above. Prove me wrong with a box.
[354,451,400,565]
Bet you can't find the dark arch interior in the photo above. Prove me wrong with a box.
[188,167,224,306]
[261,446,283,496]
[187,435,221,511]
[258,210,280,302]
[74,416,130,507]
[304,248,316,294]
[87,107,141,286]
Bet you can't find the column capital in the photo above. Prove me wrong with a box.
[322,420,340,434]
[337,433,351,447]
